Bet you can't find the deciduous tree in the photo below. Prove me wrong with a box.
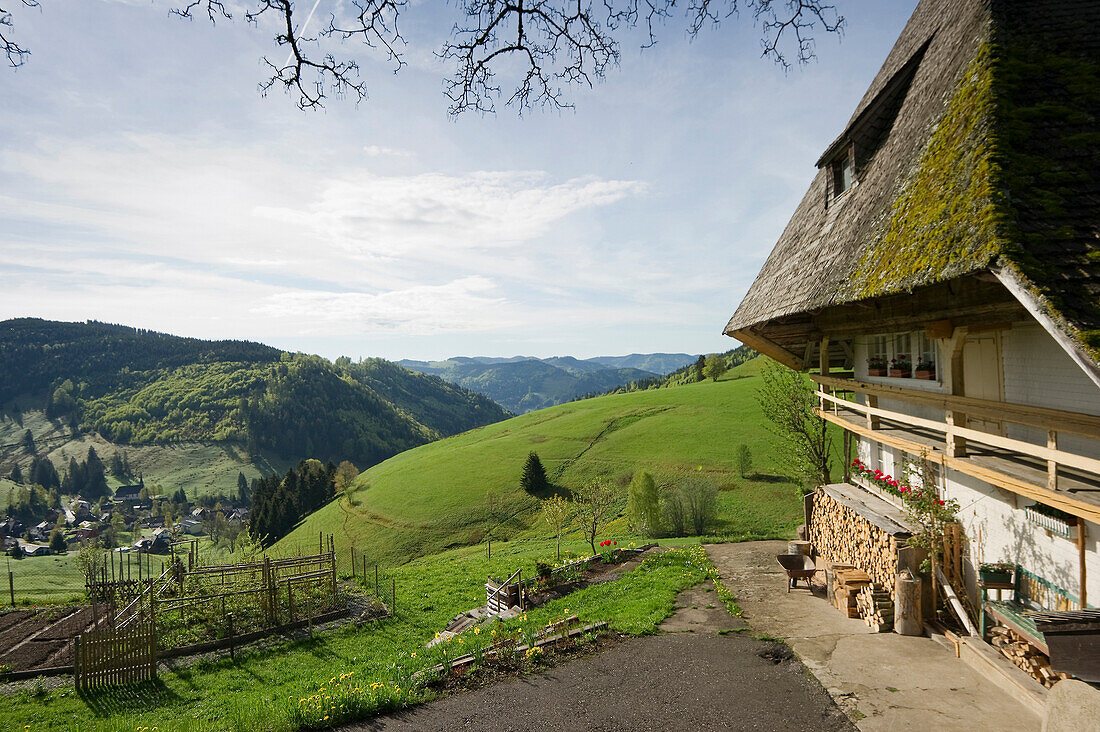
[541,494,572,561]
[757,361,833,488]
[572,477,617,555]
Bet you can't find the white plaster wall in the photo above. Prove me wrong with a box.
[942,467,1100,609]
[1002,323,1100,458]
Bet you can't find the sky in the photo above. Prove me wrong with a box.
[0,0,918,361]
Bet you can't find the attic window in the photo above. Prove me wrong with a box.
[832,150,854,197]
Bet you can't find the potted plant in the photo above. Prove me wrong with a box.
[979,561,1014,585]
[889,355,912,378]
[867,356,887,377]
[915,358,936,380]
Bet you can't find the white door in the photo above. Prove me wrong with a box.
[962,334,1003,435]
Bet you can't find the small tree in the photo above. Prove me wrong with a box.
[757,362,833,489]
[573,478,617,555]
[10,465,23,484]
[22,429,34,455]
[626,471,661,537]
[703,353,728,382]
[49,528,67,554]
[333,461,360,494]
[520,452,550,495]
[541,494,572,562]
[738,444,753,478]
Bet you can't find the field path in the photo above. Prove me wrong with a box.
[347,582,852,732]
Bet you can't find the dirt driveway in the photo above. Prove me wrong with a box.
[348,584,853,732]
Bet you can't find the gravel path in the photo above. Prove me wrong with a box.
[346,584,853,732]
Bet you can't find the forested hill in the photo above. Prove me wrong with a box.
[0,319,509,469]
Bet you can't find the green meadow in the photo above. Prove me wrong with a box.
[281,359,807,567]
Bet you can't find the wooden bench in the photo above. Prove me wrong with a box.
[981,566,1078,654]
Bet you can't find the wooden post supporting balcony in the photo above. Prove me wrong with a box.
[947,329,968,457]
[1048,430,1059,492]
[866,395,880,431]
[1079,518,1088,609]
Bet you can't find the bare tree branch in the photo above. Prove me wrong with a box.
[3,0,843,113]
[1,0,39,68]
[442,0,843,115]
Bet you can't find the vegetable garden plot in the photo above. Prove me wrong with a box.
[115,543,345,653]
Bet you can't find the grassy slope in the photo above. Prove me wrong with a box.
[281,358,804,567]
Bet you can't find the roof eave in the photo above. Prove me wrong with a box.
[993,265,1100,389]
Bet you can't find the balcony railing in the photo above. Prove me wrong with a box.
[810,374,1100,526]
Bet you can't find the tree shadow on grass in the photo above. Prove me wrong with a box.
[746,473,798,484]
[78,678,182,717]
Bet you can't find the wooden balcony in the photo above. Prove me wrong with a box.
[810,374,1100,527]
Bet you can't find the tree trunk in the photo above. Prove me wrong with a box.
[894,570,922,636]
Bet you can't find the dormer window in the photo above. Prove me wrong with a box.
[832,148,854,197]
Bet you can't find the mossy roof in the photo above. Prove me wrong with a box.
[726,0,1100,363]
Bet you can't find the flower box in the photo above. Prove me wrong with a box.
[979,569,1013,585]
[914,369,935,380]
[888,369,911,378]
[1025,505,1077,539]
[868,368,887,377]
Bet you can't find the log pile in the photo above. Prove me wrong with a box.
[831,567,870,619]
[810,490,901,600]
[856,584,894,632]
[988,626,1071,688]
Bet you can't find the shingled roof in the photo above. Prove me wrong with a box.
[725,0,1100,368]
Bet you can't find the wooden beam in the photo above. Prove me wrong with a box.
[729,328,803,370]
[819,336,830,376]
[815,302,1026,339]
[926,319,954,339]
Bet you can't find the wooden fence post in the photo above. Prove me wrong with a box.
[9,571,13,606]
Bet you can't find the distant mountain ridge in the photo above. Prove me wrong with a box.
[0,318,509,471]
[397,352,697,413]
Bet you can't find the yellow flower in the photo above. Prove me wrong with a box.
[473,627,480,635]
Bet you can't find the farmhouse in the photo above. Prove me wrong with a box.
[726,0,1099,687]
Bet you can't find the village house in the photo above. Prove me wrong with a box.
[726,0,1099,690]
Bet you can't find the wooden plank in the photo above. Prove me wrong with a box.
[821,483,915,535]
[811,374,1100,440]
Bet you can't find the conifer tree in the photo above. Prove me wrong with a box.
[520,452,550,495]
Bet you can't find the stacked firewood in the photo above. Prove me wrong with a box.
[856,584,894,632]
[988,626,1071,688]
[810,491,900,599]
[831,567,870,619]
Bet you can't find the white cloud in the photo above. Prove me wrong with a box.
[251,276,513,335]
[363,145,413,158]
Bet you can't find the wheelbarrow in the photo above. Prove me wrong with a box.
[776,554,819,593]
